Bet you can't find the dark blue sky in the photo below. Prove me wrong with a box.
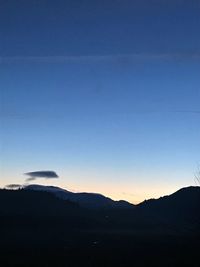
[1,0,200,202]
[1,0,200,56]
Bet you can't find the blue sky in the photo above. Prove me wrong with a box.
[1,0,200,203]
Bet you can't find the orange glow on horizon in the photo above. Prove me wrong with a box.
[0,173,192,204]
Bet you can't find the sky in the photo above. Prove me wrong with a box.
[1,0,200,203]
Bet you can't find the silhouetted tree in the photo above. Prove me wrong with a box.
[194,165,200,185]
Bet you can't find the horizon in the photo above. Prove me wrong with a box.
[1,0,200,204]
[1,180,199,205]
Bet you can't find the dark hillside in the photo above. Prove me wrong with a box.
[0,187,199,267]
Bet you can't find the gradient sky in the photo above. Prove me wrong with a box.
[1,0,200,203]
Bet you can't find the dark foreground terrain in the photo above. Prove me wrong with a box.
[0,187,199,267]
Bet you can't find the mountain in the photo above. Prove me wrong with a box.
[24,184,134,209]
[137,186,200,230]
[0,188,79,217]
[0,186,199,267]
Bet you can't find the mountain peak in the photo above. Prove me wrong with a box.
[24,184,134,209]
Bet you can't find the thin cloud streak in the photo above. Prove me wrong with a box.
[5,184,21,189]
[1,53,200,64]
[1,110,200,122]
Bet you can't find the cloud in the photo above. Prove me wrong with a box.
[1,52,200,64]
[25,177,37,182]
[5,184,21,189]
[24,171,59,181]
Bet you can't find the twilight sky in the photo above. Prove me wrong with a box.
[1,0,200,203]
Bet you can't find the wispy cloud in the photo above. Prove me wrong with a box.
[1,52,200,64]
[5,184,21,189]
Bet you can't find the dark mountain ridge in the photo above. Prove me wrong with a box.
[0,186,199,267]
[1,185,199,230]
[24,184,134,209]
[137,186,200,225]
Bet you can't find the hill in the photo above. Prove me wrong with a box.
[137,186,200,232]
[24,184,134,209]
[0,186,199,267]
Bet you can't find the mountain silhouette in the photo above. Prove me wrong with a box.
[24,184,134,209]
[0,186,199,267]
[137,186,200,230]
